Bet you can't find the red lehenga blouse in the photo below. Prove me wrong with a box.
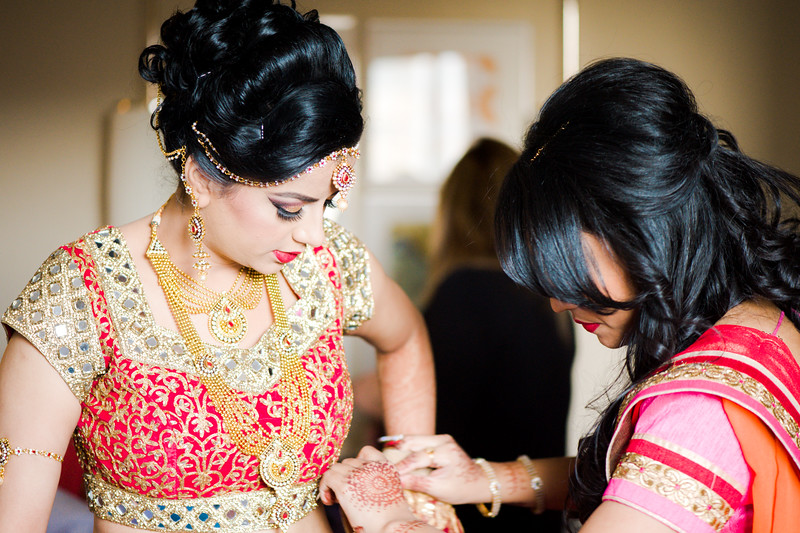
[3,219,373,532]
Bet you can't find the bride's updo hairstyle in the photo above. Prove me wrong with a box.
[495,57,800,523]
[138,0,363,187]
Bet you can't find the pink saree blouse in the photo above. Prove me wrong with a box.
[603,324,800,532]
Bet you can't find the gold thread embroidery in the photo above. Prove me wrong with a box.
[612,452,733,530]
[618,362,800,451]
[3,222,371,531]
[631,432,747,495]
[2,246,105,400]
[322,219,373,331]
[94,227,336,395]
[85,474,318,531]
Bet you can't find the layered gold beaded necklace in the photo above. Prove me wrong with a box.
[159,249,265,345]
[146,204,313,493]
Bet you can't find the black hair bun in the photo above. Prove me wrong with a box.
[138,0,363,184]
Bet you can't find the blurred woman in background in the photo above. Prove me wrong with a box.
[423,138,574,532]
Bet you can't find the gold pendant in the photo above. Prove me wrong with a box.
[259,438,301,489]
[208,296,247,344]
[0,438,10,485]
[271,497,298,533]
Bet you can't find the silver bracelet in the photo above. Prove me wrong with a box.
[473,458,502,517]
[517,455,545,514]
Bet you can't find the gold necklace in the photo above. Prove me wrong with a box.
[171,264,263,313]
[163,251,265,345]
[145,207,313,495]
[145,206,266,344]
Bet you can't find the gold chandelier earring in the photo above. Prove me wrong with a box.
[154,89,211,282]
[181,175,211,282]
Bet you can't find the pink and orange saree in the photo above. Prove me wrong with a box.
[604,324,800,532]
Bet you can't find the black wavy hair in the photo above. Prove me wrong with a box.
[495,57,800,523]
[138,0,363,187]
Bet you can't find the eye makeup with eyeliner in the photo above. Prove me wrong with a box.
[271,198,338,222]
[272,201,303,221]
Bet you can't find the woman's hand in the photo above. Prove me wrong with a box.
[391,435,491,505]
[320,446,421,532]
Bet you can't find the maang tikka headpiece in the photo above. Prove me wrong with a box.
[191,122,360,210]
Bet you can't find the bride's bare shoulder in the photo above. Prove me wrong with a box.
[117,214,154,256]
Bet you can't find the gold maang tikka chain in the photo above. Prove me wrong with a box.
[146,207,314,501]
[154,90,211,281]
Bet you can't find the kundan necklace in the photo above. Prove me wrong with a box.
[146,205,313,498]
[158,245,265,345]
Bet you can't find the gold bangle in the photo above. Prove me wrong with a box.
[517,454,545,514]
[0,438,64,485]
[473,458,501,517]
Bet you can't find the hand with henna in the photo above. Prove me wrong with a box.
[320,446,440,532]
[391,434,493,505]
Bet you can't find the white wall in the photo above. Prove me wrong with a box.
[0,1,145,352]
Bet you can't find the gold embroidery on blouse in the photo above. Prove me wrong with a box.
[92,227,336,395]
[631,432,747,495]
[2,222,372,397]
[85,474,318,531]
[322,219,373,331]
[2,246,106,400]
[618,361,800,451]
[612,452,733,530]
[3,223,368,532]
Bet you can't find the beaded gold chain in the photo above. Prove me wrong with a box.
[148,219,266,345]
[145,207,313,493]
[169,264,263,313]
[0,438,63,485]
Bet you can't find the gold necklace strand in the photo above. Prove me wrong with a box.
[172,262,265,345]
[145,206,313,493]
[146,205,266,344]
[169,261,265,313]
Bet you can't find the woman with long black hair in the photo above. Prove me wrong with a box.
[321,57,800,532]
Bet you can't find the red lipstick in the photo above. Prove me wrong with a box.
[274,251,300,264]
[574,319,600,333]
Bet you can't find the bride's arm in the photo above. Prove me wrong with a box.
[0,333,81,532]
[350,254,435,436]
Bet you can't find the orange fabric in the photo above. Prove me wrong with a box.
[722,399,800,532]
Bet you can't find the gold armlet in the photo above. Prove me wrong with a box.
[517,454,545,514]
[0,438,64,485]
[473,458,501,517]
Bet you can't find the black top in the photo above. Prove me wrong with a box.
[424,268,574,532]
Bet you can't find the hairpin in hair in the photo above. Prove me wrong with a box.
[531,122,569,162]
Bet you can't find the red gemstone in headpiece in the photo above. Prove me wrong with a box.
[332,162,355,193]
